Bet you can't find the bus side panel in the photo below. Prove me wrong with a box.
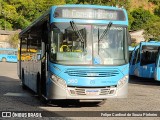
[6,55,17,62]
[19,36,42,93]
[28,60,41,92]
[140,64,155,78]
[0,49,17,62]
[20,50,42,93]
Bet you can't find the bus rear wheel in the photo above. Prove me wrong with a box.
[21,69,27,89]
[2,58,6,62]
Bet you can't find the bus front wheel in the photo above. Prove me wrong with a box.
[92,100,106,106]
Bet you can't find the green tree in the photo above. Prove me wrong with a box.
[144,16,160,40]
[0,0,67,30]
[77,0,130,7]
[77,0,111,5]
[0,19,12,30]
[131,8,153,30]
[66,0,78,4]
[128,12,134,30]
[43,0,66,9]
[149,0,160,5]
[154,6,160,17]
[0,0,30,29]
[0,0,159,32]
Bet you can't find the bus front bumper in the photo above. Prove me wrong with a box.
[47,80,128,100]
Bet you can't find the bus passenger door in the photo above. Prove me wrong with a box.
[154,50,160,81]
[40,22,50,97]
[129,46,140,76]
[41,40,47,96]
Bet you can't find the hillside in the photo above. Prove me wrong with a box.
[129,0,157,13]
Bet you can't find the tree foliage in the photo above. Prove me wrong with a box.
[0,0,66,30]
[128,12,134,30]
[149,0,160,5]
[66,0,78,4]
[130,8,153,30]
[144,16,160,40]
[0,0,160,40]
[154,6,160,17]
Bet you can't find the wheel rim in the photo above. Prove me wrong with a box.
[2,58,6,62]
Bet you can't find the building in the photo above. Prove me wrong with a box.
[0,30,18,48]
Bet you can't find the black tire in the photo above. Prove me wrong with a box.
[51,100,79,107]
[95,100,106,106]
[2,58,6,62]
[21,69,27,89]
[37,73,41,96]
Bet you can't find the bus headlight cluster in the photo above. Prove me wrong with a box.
[51,74,67,89]
[117,75,128,89]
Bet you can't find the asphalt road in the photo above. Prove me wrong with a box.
[0,62,160,120]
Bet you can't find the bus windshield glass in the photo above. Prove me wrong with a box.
[50,22,127,65]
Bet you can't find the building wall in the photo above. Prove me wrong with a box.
[0,30,20,48]
[0,35,10,42]
[0,34,11,48]
[0,42,11,48]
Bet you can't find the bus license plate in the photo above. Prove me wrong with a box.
[85,89,99,95]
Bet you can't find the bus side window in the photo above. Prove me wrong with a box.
[50,28,62,61]
[141,51,148,65]
[15,51,17,55]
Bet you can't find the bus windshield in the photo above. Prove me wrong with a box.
[50,22,127,65]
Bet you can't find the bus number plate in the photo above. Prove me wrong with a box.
[85,89,99,95]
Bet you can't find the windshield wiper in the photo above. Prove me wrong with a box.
[99,22,112,41]
[98,22,112,55]
[70,21,84,43]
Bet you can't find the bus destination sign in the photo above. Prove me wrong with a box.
[54,7,125,21]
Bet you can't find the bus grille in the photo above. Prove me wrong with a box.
[68,87,116,96]
[65,68,119,77]
[75,88,111,95]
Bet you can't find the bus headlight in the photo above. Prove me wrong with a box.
[117,75,128,89]
[51,74,67,89]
